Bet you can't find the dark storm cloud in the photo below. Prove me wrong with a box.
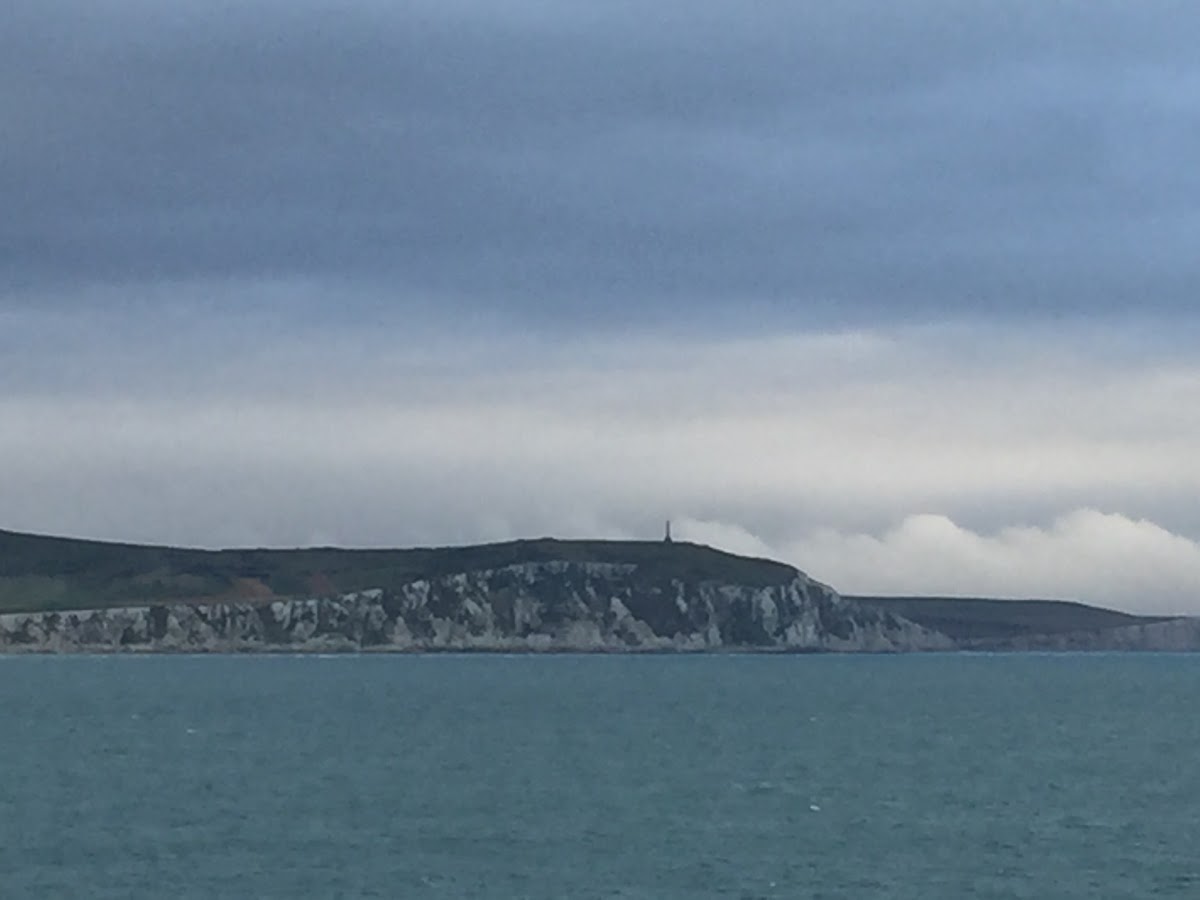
[4,0,1200,323]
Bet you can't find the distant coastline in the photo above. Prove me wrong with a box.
[1,528,1195,654]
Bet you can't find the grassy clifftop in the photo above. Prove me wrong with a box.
[0,528,798,614]
[3,528,1169,642]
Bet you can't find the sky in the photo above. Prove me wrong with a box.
[4,1,1199,613]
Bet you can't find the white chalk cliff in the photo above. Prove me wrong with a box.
[0,560,951,653]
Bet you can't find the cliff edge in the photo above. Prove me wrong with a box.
[0,535,950,652]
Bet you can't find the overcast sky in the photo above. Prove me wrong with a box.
[4,1,1199,613]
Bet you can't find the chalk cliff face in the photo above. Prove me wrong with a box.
[0,561,950,653]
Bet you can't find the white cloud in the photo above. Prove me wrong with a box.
[718,510,1200,616]
[3,313,1199,613]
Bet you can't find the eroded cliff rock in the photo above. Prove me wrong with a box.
[0,560,950,653]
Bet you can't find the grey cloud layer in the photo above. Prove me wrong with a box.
[4,312,1199,611]
[5,1,1200,322]
[6,3,1200,612]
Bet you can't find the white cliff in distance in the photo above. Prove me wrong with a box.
[0,560,951,653]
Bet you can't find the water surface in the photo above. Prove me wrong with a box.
[2,654,1197,898]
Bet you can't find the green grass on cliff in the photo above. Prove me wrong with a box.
[0,529,798,614]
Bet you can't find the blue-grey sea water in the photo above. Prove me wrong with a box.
[2,653,1198,899]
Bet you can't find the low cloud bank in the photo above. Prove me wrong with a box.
[4,317,1198,615]
[677,511,1200,616]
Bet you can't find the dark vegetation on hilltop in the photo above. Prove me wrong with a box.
[2,529,1173,642]
[848,595,1172,642]
[0,528,797,615]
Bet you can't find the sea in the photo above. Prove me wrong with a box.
[1,653,1197,899]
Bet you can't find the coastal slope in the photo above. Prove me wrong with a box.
[850,596,1198,652]
[3,528,1194,653]
[0,531,948,652]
